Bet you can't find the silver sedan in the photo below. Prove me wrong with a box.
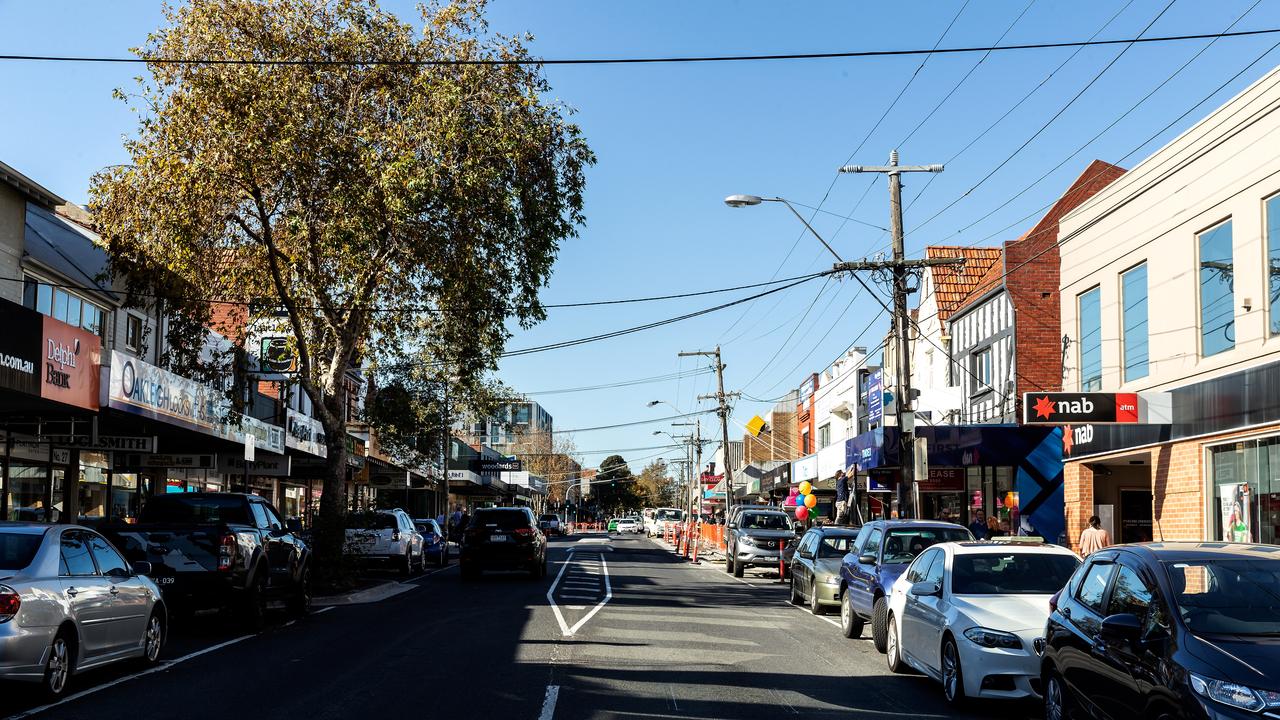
[0,523,166,697]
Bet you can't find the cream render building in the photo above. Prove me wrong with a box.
[1056,64,1280,550]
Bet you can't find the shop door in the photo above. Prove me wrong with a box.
[1119,490,1153,544]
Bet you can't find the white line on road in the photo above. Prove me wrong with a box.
[769,687,799,715]
[539,684,560,720]
[547,552,613,637]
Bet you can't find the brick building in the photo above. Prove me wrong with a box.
[1057,65,1280,550]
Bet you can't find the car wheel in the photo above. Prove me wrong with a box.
[941,637,966,706]
[142,611,165,665]
[872,596,889,653]
[840,592,864,639]
[733,559,745,578]
[400,550,413,578]
[1044,670,1071,720]
[789,575,802,605]
[886,613,907,673]
[288,566,312,617]
[809,583,824,615]
[42,629,74,698]
[241,574,268,632]
[724,555,733,574]
[439,547,448,566]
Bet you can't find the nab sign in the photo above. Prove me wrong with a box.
[1022,392,1140,425]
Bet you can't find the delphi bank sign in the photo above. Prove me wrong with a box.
[0,298,100,410]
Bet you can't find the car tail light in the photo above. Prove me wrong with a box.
[1048,590,1061,613]
[515,527,535,537]
[218,533,236,571]
[391,531,400,542]
[0,585,19,623]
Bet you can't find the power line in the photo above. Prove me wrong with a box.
[520,368,714,396]
[551,410,712,435]
[7,28,1275,66]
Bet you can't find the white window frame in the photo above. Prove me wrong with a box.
[23,271,110,338]
[970,346,993,396]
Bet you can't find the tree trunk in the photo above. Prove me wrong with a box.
[312,388,352,589]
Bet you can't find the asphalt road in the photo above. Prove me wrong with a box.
[3,533,1040,720]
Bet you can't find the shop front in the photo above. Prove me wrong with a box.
[1062,358,1280,550]
[846,425,1065,542]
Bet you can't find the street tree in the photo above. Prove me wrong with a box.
[634,460,677,507]
[593,454,637,513]
[90,0,593,584]
[508,429,581,506]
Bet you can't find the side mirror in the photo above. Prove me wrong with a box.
[286,518,303,534]
[857,553,877,565]
[1101,613,1143,643]
[798,549,814,560]
[793,522,805,533]
[129,561,152,576]
[728,522,738,530]
[909,581,941,598]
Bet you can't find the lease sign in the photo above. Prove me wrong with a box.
[1022,393,1139,425]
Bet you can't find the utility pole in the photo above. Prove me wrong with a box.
[674,418,705,520]
[839,150,947,519]
[681,347,739,523]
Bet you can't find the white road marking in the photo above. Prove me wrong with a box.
[667,684,680,711]
[7,634,255,719]
[547,552,613,636]
[769,687,799,715]
[539,684,560,720]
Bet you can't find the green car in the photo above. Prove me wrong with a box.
[607,518,619,532]
[790,526,861,615]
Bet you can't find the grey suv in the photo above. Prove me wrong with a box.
[724,510,797,578]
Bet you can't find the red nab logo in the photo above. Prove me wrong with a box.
[1115,393,1138,423]
[1033,395,1056,419]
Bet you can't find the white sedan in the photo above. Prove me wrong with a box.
[885,540,1081,706]
[615,518,640,533]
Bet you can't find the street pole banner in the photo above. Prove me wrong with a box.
[1022,392,1172,425]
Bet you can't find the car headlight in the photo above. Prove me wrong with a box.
[822,575,842,586]
[738,536,755,546]
[963,627,1022,649]
[1190,673,1280,712]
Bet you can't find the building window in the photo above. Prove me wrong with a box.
[818,424,831,449]
[125,314,143,352]
[1121,263,1149,382]
[801,429,811,455]
[1267,195,1280,335]
[1210,436,1280,545]
[970,347,993,395]
[1078,287,1102,391]
[1198,220,1235,357]
[22,274,107,338]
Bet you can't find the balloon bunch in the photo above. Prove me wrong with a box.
[794,481,817,521]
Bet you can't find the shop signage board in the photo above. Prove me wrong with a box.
[115,453,215,470]
[1022,392,1172,425]
[368,468,410,488]
[0,298,42,396]
[793,454,818,482]
[40,434,156,452]
[448,468,481,484]
[107,351,285,454]
[220,453,292,477]
[5,440,71,464]
[480,458,521,472]
[866,369,883,426]
[916,467,965,493]
[40,316,101,410]
[286,408,327,458]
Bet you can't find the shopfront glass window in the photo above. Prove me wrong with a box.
[111,474,140,523]
[1199,220,1235,357]
[1121,263,1149,382]
[6,466,49,522]
[78,454,109,523]
[1078,288,1102,391]
[1211,436,1279,545]
[1268,194,1280,336]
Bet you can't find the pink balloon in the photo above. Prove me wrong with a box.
[795,505,809,521]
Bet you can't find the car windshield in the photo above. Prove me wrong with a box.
[740,513,788,530]
[818,536,854,559]
[141,495,251,525]
[656,510,683,521]
[951,553,1080,595]
[539,515,559,522]
[474,510,531,530]
[0,532,43,571]
[345,512,397,530]
[1166,559,1280,635]
[882,528,971,564]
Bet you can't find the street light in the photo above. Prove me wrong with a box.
[724,194,843,262]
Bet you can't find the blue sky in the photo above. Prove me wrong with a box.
[3,0,1279,472]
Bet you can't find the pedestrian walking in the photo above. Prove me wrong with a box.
[834,470,850,525]
[968,510,989,540]
[1079,515,1112,555]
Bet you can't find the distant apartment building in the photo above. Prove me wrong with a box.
[463,398,553,455]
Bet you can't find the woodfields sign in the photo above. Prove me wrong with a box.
[1022,392,1172,425]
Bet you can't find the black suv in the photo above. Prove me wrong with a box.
[460,507,547,580]
[1040,542,1280,720]
[725,509,797,578]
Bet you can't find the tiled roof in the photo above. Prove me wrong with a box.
[925,246,1002,321]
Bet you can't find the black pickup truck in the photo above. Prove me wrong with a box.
[101,492,312,628]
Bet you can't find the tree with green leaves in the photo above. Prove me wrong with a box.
[90,0,593,585]
[593,454,638,514]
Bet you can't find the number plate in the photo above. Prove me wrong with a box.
[156,577,176,585]
[490,534,509,542]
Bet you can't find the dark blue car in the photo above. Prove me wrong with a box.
[414,518,450,566]
[838,519,973,651]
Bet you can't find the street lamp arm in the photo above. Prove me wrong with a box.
[771,197,844,263]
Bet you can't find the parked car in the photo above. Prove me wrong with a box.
[413,518,449,566]
[1040,542,1280,720]
[616,518,640,534]
[101,493,311,628]
[460,507,547,579]
[885,539,1080,705]
[790,527,861,615]
[344,508,425,576]
[538,514,565,537]
[0,523,166,698]
[607,518,620,533]
[838,520,973,651]
[725,509,797,578]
